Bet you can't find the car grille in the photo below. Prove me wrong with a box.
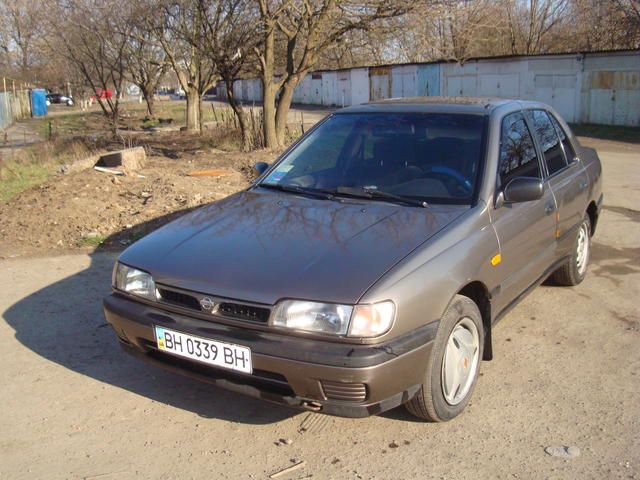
[321,380,368,402]
[217,302,270,323]
[158,288,201,310]
[157,287,271,324]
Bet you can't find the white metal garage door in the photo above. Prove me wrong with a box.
[478,73,519,98]
[587,71,640,126]
[445,75,477,96]
[534,74,577,122]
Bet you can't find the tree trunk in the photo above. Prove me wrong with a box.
[260,21,279,149]
[275,80,297,147]
[262,82,278,148]
[141,85,155,119]
[185,88,201,132]
[110,104,119,138]
[225,79,251,151]
[234,105,250,151]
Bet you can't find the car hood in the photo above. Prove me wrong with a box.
[119,189,467,305]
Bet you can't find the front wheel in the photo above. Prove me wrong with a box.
[405,295,484,422]
[551,216,591,286]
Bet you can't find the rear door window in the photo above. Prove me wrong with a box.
[528,110,567,176]
[498,112,541,188]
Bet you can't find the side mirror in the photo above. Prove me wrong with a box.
[254,162,269,176]
[503,177,544,204]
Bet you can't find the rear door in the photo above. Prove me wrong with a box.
[527,109,589,256]
[491,111,557,313]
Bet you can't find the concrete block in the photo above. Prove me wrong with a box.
[95,146,146,173]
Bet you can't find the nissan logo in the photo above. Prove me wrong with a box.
[200,297,215,311]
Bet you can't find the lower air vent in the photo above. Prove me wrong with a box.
[321,380,368,402]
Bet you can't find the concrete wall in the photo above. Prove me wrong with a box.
[220,50,640,126]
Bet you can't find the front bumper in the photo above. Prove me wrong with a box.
[103,293,436,418]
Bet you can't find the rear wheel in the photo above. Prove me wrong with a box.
[405,295,483,422]
[552,216,591,286]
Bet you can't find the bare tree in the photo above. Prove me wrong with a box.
[50,0,133,135]
[126,7,169,119]
[255,0,411,148]
[201,0,260,150]
[504,0,569,54]
[393,0,502,63]
[152,0,217,132]
[0,0,43,76]
[316,28,391,69]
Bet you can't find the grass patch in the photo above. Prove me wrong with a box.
[29,100,224,138]
[0,162,52,204]
[77,234,107,247]
[30,110,103,139]
[570,123,640,144]
[0,139,94,204]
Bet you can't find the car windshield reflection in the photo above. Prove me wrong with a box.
[261,113,486,205]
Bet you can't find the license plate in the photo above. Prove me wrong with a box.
[154,326,252,374]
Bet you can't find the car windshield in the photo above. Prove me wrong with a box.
[261,112,486,205]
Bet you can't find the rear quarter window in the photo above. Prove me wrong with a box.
[527,110,567,176]
[548,113,577,162]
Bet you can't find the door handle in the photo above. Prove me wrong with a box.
[579,180,588,190]
[545,204,555,214]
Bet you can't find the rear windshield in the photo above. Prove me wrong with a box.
[262,112,486,204]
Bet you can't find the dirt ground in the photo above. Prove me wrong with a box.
[0,136,638,480]
[0,137,278,257]
[0,99,329,257]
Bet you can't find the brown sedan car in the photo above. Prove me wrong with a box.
[104,98,603,421]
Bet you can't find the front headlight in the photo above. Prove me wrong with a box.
[272,300,353,335]
[271,300,395,337]
[113,263,157,301]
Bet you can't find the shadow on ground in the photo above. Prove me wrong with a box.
[2,209,298,425]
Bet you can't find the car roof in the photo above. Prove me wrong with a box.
[337,96,532,115]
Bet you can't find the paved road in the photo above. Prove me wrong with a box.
[0,139,638,480]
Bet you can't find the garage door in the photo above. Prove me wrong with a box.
[534,74,577,122]
[445,75,477,96]
[588,71,640,126]
[370,66,392,101]
[478,73,519,98]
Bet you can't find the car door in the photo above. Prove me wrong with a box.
[527,109,590,256]
[490,111,557,314]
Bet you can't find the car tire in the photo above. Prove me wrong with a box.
[405,294,484,422]
[551,216,591,286]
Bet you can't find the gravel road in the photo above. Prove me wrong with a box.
[1,138,638,480]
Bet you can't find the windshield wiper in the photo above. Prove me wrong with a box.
[258,183,335,201]
[332,186,428,208]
